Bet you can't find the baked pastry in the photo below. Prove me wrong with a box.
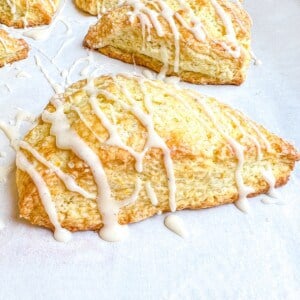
[16,74,299,241]
[0,29,29,67]
[75,0,119,15]
[0,0,60,28]
[84,0,252,85]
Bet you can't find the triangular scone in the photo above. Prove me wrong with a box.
[75,0,119,15]
[84,0,252,85]
[0,0,60,28]
[16,75,299,239]
[0,29,29,67]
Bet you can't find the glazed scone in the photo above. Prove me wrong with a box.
[0,29,29,67]
[84,0,252,85]
[16,74,299,241]
[0,0,60,28]
[75,0,119,15]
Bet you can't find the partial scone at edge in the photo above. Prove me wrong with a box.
[16,75,300,232]
[0,29,29,67]
[84,1,252,85]
[0,0,60,28]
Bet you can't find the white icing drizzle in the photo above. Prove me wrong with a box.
[0,36,8,53]
[210,0,241,58]
[42,96,142,242]
[250,50,262,66]
[261,166,281,204]
[19,141,95,199]
[0,151,6,158]
[0,164,14,184]
[225,111,262,160]
[34,55,64,93]
[107,76,177,211]
[235,110,272,153]
[0,109,35,151]
[16,151,72,242]
[67,52,94,84]
[84,75,177,212]
[16,70,31,78]
[52,37,75,63]
[191,93,253,213]
[142,69,155,80]
[145,181,158,206]
[124,0,207,73]
[157,45,169,80]
[84,79,145,172]
[164,214,187,238]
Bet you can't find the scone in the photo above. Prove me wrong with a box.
[0,0,60,28]
[0,29,29,67]
[16,74,299,241]
[84,0,252,85]
[75,0,119,15]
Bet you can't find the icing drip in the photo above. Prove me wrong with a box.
[164,214,187,238]
[250,50,262,66]
[145,181,158,206]
[19,141,95,199]
[225,111,262,160]
[157,45,169,80]
[157,0,180,72]
[0,164,14,184]
[210,0,241,58]
[42,96,142,242]
[16,152,72,242]
[192,93,253,213]
[261,166,282,204]
[0,109,35,151]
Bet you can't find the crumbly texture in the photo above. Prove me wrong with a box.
[0,0,60,28]
[16,75,300,232]
[0,29,29,67]
[84,0,252,85]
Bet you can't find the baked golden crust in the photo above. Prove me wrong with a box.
[16,75,299,232]
[75,0,119,15]
[0,29,29,67]
[0,0,60,28]
[84,0,252,85]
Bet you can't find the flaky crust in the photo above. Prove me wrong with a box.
[0,0,60,28]
[0,29,29,67]
[84,0,252,85]
[16,75,299,232]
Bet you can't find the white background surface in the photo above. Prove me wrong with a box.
[0,1,299,299]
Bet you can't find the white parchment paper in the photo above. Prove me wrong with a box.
[0,1,299,299]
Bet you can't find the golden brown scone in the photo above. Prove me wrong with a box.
[16,75,299,235]
[84,0,252,85]
[75,0,119,15]
[0,0,60,28]
[0,29,29,67]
